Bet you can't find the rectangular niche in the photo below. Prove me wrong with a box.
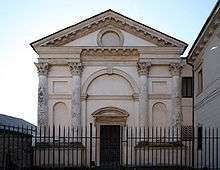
[53,81,68,93]
[152,81,168,94]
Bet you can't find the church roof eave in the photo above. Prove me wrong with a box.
[187,1,220,64]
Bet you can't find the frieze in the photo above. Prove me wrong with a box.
[81,48,139,56]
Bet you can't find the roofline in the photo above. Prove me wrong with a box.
[30,9,113,52]
[187,0,220,62]
[30,9,187,52]
[0,113,36,127]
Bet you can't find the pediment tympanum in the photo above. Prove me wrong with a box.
[31,10,187,50]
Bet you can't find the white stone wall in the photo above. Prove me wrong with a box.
[42,62,192,128]
[35,26,192,128]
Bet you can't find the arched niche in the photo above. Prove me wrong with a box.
[82,68,139,95]
[87,74,133,95]
[152,102,168,127]
[53,102,70,127]
[92,107,129,125]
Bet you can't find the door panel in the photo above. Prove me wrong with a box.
[100,125,120,166]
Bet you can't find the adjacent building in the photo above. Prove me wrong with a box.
[187,1,220,127]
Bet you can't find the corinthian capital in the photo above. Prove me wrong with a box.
[35,62,49,76]
[68,62,83,75]
[137,61,151,75]
[169,63,183,76]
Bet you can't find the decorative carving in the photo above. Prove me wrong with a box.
[81,48,139,56]
[38,86,48,126]
[68,62,83,75]
[35,62,49,75]
[169,63,183,76]
[137,61,151,75]
[97,27,124,46]
[38,87,46,106]
[92,107,129,125]
[132,93,139,101]
[41,16,176,47]
[170,110,183,128]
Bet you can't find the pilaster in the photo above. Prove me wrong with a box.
[137,61,151,127]
[169,63,183,128]
[68,62,83,127]
[35,62,49,127]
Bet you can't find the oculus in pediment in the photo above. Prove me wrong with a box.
[97,27,124,46]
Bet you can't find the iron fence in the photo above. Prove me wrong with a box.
[0,124,219,169]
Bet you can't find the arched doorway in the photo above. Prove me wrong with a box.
[92,107,129,166]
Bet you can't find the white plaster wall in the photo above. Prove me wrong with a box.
[87,74,133,95]
[149,100,172,127]
[203,26,220,89]
[182,98,192,125]
[87,100,136,126]
[195,26,220,127]
[85,72,136,126]
[48,66,72,127]
[48,99,72,127]
[45,63,192,127]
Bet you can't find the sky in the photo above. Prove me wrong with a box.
[0,0,217,125]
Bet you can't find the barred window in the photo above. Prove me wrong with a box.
[198,69,203,94]
[182,77,193,98]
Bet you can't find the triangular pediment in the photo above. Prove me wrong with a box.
[31,9,187,49]
[63,27,157,47]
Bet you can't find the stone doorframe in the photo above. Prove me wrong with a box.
[91,106,129,166]
[92,106,129,126]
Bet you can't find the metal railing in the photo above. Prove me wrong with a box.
[0,124,219,169]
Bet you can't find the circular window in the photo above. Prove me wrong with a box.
[97,28,124,46]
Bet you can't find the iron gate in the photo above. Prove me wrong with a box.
[0,124,220,169]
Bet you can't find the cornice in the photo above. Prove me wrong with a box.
[187,2,220,64]
[34,47,82,54]
[35,46,184,55]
